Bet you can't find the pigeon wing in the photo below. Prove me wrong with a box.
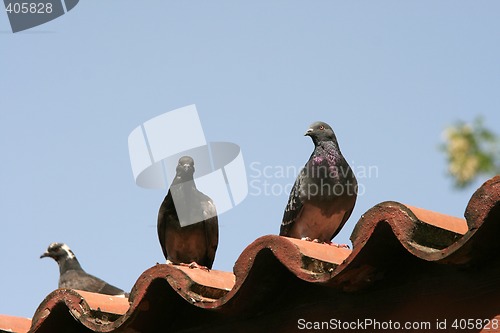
[157,190,177,261]
[60,270,125,296]
[329,166,357,240]
[280,170,304,236]
[201,196,218,269]
[97,278,127,296]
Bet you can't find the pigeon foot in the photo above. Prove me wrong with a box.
[325,241,350,249]
[180,262,210,271]
[300,237,339,245]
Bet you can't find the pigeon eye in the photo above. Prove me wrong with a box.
[319,125,325,130]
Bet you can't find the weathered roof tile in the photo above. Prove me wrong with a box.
[1,176,499,333]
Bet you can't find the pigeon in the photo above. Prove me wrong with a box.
[41,242,128,297]
[157,156,218,270]
[280,121,357,244]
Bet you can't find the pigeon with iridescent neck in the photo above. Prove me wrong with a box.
[280,121,357,246]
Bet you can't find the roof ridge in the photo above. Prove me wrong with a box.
[17,175,500,333]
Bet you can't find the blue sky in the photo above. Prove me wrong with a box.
[1,1,499,318]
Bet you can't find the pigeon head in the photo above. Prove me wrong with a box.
[305,121,337,144]
[40,242,76,263]
[176,156,195,179]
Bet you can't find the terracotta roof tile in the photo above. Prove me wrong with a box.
[0,314,31,333]
[72,290,129,315]
[2,176,499,333]
[405,204,468,235]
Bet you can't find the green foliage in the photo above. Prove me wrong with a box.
[442,117,499,188]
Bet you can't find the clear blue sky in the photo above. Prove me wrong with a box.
[1,1,499,318]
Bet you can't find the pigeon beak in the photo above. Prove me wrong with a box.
[304,128,313,136]
[183,164,196,174]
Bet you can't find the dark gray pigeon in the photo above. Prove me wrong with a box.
[41,242,128,297]
[158,156,218,270]
[280,121,357,244]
